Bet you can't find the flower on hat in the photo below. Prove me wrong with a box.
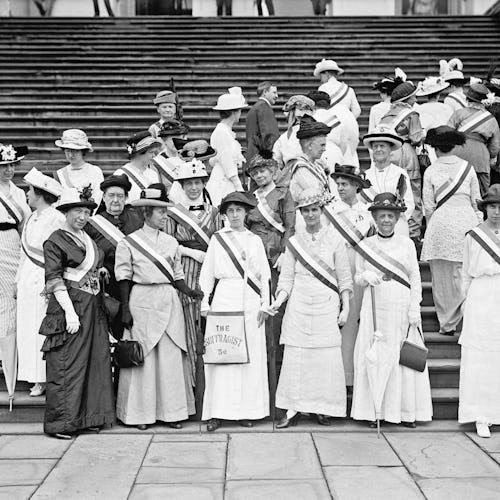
[126,145,134,155]
[482,92,497,107]
[0,144,16,162]
[283,95,315,113]
[183,140,209,158]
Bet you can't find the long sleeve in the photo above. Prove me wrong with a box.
[447,109,462,128]
[211,126,240,180]
[407,113,424,146]
[276,246,296,296]
[245,107,258,161]
[402,171,415,218]
[354,251,369,286]
[199,239,217,311]
[257,104,279,145]
[254,236,271,306]
[333,240,353,295]
[469,171,483,223]
[279,190,296,252]
[462,234,473,295]
[43,239,67,293]
[407,241,422,315]
[487,120,500,158]
[114,240,133,281]
[422,167,436,219]
[348,88,361,119]
[273,135,285,169]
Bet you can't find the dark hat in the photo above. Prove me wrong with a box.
[373,77,397,94]
[100,174,133,194]
[467,83,490,103]
[296,115,331,140]
[57,185,97,212]
[390,82,417,103]
[307,90,331,108]
[246,134,278,173]
[368,192,406,213]
[219,191,257,214]
[131,182,171,208]
[477,184,500,209]
[0,144,28,165]
[157,119,190,138]
[126,131,162,155]
[425,126,466,148]
[172,138,216,161]
[331,165,372,190]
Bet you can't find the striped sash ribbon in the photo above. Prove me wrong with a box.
[458,110,494,134]
[167,204,211,249]
[330,82,350,107]
[255,190,285,234]
[0,191,24,225]
[435,160,472,209]
[287,235,339,294]
[291,158,328,187]
[63,233,99,285]
[151,153,176,184]
[359,186,378,204]
[390,107,414,130]
[87,214,125,248]
[323,207,368,249]
[121,166,147,190]
[54,168,75,188]
[447,93,467,109]
[469,226,500,266]
[20,215,44,268]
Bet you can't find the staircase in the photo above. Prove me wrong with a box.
[1,14,494,422]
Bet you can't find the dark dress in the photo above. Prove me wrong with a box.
[39,229,114,435]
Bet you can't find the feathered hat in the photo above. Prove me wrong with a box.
[246,134,278,174]
[440,58,467,84]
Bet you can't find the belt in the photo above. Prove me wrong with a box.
[0,222,18,231]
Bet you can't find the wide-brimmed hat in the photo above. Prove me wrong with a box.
[57,186,97,212]
[126,131,163,155]
[467,83,490,103]
[0,144,28,165]
[477,184,500,209]
[416,76,450,97]
[331,165,372,190]
[131,183,171,208]
[368,192,406,213]
[213,87,248,111]
[440,58,467,84]
[391,82,417,103]
[55,129,93,151]
[296,115,331,140]
[282,95,315,114]
[363,126,404,151]
[176,159,209,181]
[153,90,177,105]
[425,126,466,148]
[296,187,331,210]
[101,174,132,194]
[373,77,397,94]
[24,167,62,197]
[219,191,257,214]
[313,59,344,78]
[246,150,278,174]
[157,119,190,138]
[307,90,331,108]
[173,138,216,161]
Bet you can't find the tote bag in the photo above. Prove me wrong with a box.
[399,326,428,372]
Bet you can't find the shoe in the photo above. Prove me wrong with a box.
[167,421,183,429]
[402,421,417,428]
[476,421,491,438]
[238,420,253,428]
[137,424,148,431]
[276,413,301,429]
[30,383,46,397]
[51,433,74,440]
[83,426,101,434]
[206,419,220,432]
[369,421,378,429]
[439,330,456,336]
[316,414,333,426]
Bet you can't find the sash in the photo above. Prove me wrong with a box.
[447,93,467,109]
[359,185,378,204]
[435,161,472,209]
[63,232,99,285]
[329,82,350,107]
[20,215,44,268]
[121,166,147,190]
[214,232,261,296]
[469,226,500,266]
[324,207,368,249]
[125,233,175,282]
[255,190,285,234]
[356,239,411,289]
[54,168,75,188]
[290,158,328,187]
[457,110,494,134]
[0,190,23,225]
[151,153,176,184]
[88,214,125,248]
[167,204,212,249]
[388,107,414,130]
[287,235,339,293]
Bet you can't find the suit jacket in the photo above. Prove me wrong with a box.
[245,98,280,162]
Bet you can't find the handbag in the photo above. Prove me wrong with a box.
[417,145,432,175]
[399,326,428,372]
[114,339,144,368]
[100,276,121,322]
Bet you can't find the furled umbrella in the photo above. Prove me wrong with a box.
[0,322,17,412]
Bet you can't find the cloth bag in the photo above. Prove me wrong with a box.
[399,326,428,372]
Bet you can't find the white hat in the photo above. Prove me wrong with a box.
[213,86,248,111]
[439,58,466,83]
[416,76,449,96]
[313,59,344,78]
[363,125,404,151]
[24,167,62,197]
[176,159,209,181]
[55,129,93,151]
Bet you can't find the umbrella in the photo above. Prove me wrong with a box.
[194,310,206,427]
[0,332,17,411]
[267,279,277,429]
[364,286,398,437]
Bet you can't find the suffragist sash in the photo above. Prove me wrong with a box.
[125,232,176,282]
[167,204,212,249]
[88,214,125,248]
[120,166,147,190]
[359,185,378,204]
[469,226,500,266]
[290,157,328,187]
[435,161,472,209]
[214,232,261,296]
[356,239,411,289]
[20,215,44,268]
[457,110,495,134]
[447,92,467,109]
[63,232,99,285]
[330,82,350,107]
[255,190,285,234]
[287,234,339,294]
[0,190,24,225]
[324,207,368,249]
[389,107,415,130]
[151,153,176,184]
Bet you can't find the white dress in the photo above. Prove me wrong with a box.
[199,227,270,420]
[114,163,160,202]
[55,163,104,207]
[318,76,361,119]
[16,207,64,383]
[351,234,433,423]
[369,101,391,131]
[459,229,500,424]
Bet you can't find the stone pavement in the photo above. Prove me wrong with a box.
[1,421,500,499]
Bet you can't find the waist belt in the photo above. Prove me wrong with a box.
[0,222,18,231]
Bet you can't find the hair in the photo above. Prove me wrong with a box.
[142,206,155,219]
[65,148,88,158]
[435,144,454,153]
[256,81,274,97]
[426,90,442,101]
[33,186,58,205]
[219,109,236,120]
[219,201,250,216]
[335,175,362,193]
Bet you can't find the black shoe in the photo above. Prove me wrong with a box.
[369,421,378,428]
[316,414,333,426]
[85,426,101,433]
[167,421,183,429]
[137,424,148,431]
[402,421,417,428]
[206,419,220,432]
[238,419,253,428]
[276,413,301,429]
[440,330,456,336]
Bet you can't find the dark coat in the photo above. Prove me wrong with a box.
[245,98,280,162]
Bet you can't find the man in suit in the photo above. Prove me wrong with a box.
[246,81,280,164]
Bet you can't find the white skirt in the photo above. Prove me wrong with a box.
[276,345,346,417]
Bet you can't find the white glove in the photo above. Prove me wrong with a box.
[362,270,382,286]
[273,253,284,272]
[65,311,80,334]
[54,289,80,334]
[408,310,421,327]
[200,303,210,317]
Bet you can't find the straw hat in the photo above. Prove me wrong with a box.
[363,126,404,151]
[295,187,331,209]
[153,90,177,105]
[213,87,248,111]
[0,144,28,165]
[416,76,449,97]
[131,184,171,208]
[390,82,418,103]
[24,167,62,197]
[477,184,500,209]
[173,139,216,161]
[175,159,209,182]
[55,129,93,151]
[57,186,97,212]
[467,83,490,103]
[313,59,344,78]
[282,95,315,113]
[126,131,163,155]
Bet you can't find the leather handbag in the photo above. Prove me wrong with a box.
[100,277,120,322]
[417,146,432,176]
[114,339,144,368]
[399,326,428,372]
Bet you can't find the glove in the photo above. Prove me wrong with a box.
[408,310,421,327]
[180,246,206,264]
[54,289,80,334]
[65,311,80,334]
[189,287,204,300]
[120,304,133,329]
[273,253,284,272]
[362,270,382,286]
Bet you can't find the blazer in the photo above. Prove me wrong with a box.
[245,98,280,162]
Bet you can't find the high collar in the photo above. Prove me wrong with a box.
[142,223,160,238]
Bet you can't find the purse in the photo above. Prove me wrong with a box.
[399,326,428,372]
[100,276,121,322]
[417,145,432,175]
[114,339,144,368]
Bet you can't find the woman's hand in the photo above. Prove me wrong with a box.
[65,311,80,334]
[338,307,349,327]
[121,305,133,329]
[273,254,284,273]
[189,287,204,301]
[408,310,421,327]
[257,309,269,327]
[362,270,382,286]
[200,306,209,318]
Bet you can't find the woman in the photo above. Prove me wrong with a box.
[114,131,163,202]
[421,127,482,336]
[39,187,114,439]
[416,77,452,133]
[206,87,247,206]
[199,191,271,431]
[16,168,64,397]
[459,185,500,438]
[165,160,221,386]
[115,184,200,430]
[270,188,352,428]
[54,129,104,208]
[351,192,432,427]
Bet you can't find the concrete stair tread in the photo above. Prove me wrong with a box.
[0,391,45,406]
[427,358,460,370]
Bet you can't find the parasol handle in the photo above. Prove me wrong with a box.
[371,286,377,332]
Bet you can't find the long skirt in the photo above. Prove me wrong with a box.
[117,333,195,425]
[0,229,19,341]
[351,282,433,423]
[202,278,269,421]
[40,289,114,434]
[276,345,346,416]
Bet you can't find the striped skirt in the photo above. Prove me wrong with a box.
[0,229,20,340]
